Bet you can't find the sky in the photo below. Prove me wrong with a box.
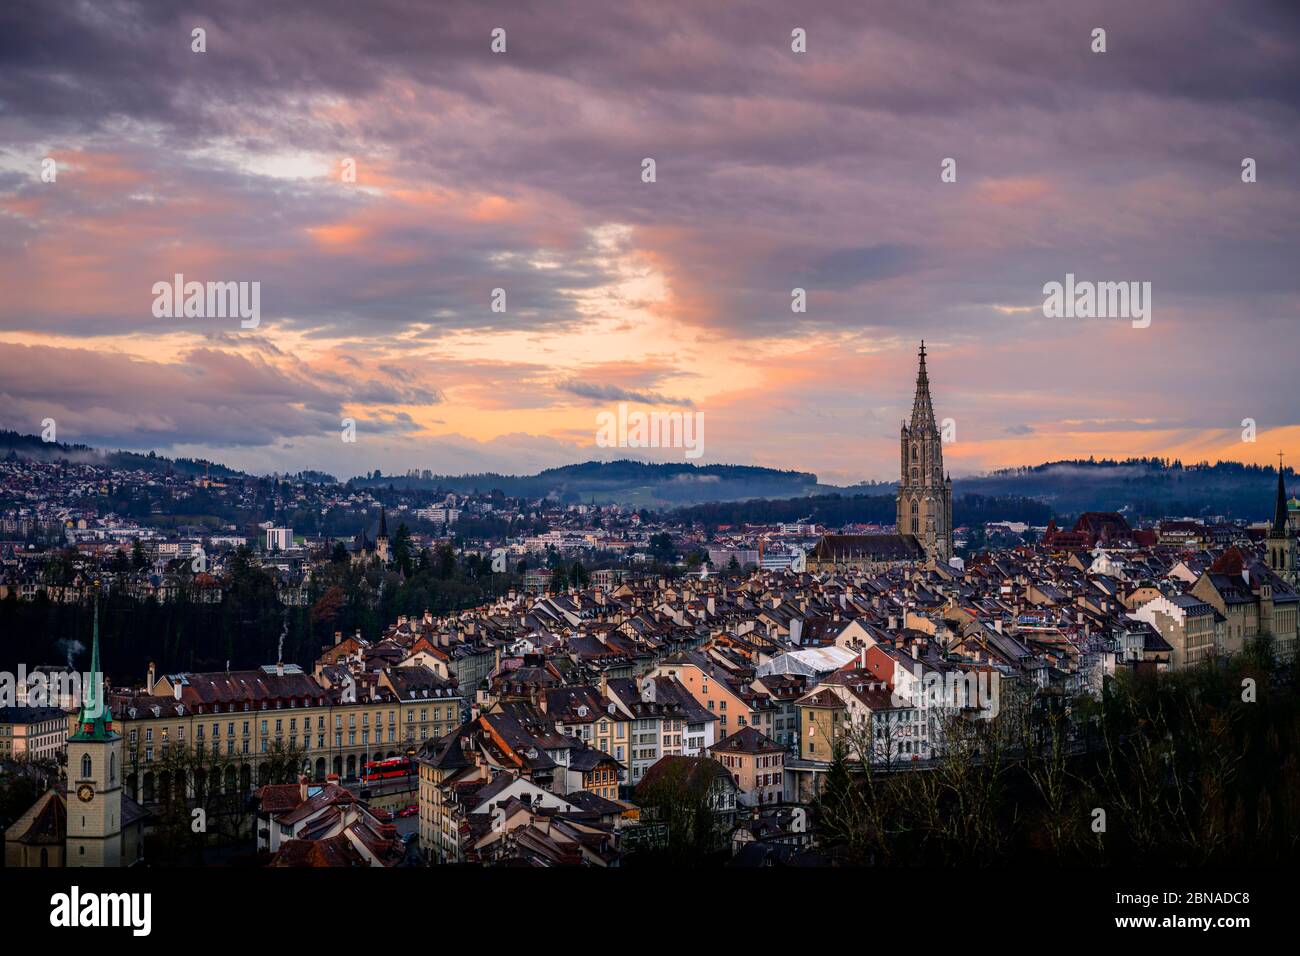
[1,0,1298,485]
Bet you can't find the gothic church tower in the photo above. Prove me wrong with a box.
[1267,456,1296,585]
[376,506,390,566]
[897,342,953,563]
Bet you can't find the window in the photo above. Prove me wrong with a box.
[81,753,92,779]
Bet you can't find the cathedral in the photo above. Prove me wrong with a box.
[809,341,953,571]
[896,341,953,563]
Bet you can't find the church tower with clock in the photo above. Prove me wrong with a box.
[66,590,123,867]
[897,341,953,564]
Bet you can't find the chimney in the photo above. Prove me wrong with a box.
[276,660,284,677]
[334,631,343,646]
[173,682,182,701]
[599,672,608,698]
[147,661,156,692]
[299,774,309,802]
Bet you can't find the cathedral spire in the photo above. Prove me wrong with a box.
[910,340,937,433]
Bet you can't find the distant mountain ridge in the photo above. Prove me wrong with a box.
[1,431,1291,518]
[0,430,243,480]
[352,459,821,507]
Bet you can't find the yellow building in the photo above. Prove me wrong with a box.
[105,663,463,805]
[0,706,68,762]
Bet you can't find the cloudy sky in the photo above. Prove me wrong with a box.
[1,0,1297,484]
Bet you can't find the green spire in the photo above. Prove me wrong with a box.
[71,584,116,742]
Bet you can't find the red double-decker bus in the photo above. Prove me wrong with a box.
[361,756,413,783]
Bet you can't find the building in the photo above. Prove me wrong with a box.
[257,779,405,866]
[1186,470,1299,664]
[111,662,463,804]
[633,755,739,846]
[1129,593,1224,669]
[5,604,149,868]
[1044,512,1135,550]
[709,726,785,807]
[808,341,950,571]
[65,602,123,867]
[897,341,953,563]
[1266,459,1297,586]
[265,526,293,551]
[376,507,390,566]
[0,706,68,762]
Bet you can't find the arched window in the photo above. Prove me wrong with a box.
[911,500,919,514]
[911,446,918,461]
[81,753,92,780]
[109,752,116,784]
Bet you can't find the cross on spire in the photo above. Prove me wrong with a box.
[1271,452,1290,536]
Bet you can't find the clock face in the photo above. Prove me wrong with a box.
[77,784,95,803]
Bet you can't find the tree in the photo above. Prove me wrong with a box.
[550,565,569,592]
[392,522,413,575]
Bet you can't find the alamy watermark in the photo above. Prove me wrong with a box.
[595,403,704,460]
[1042,273,1151,329]
[0,667,103,716]
[50,886,151,936]
[152,273,261,329]
[891,661,1000,718]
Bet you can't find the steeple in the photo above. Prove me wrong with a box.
[71,584,116,742]
[897,340,952,564]
[1272,454,1288,536]
[910,340,937,435]
[379,506,389,540]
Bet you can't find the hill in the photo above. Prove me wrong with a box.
[2,431,1291,519]
[352,459,822,507]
